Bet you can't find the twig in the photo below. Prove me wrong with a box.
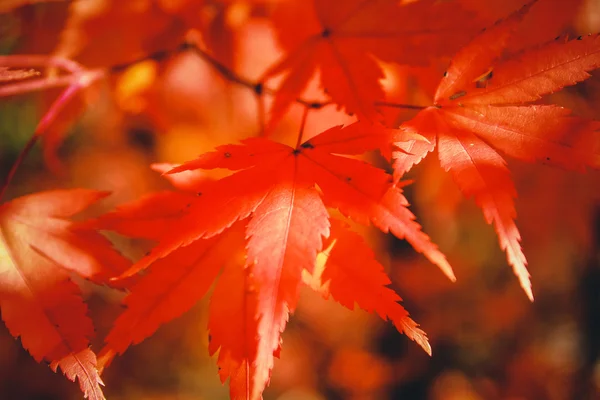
[183,43,427,111]
[0,41,427,200]
[0,73,83,97]
[185,43,337,111]
[256,93,266,135]
[0,71,103,201]
[0,54,83,73]
[109,42,192,73]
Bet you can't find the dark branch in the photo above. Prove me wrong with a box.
[105,41,427,113]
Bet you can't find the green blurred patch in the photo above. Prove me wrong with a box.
[0,96,40,166]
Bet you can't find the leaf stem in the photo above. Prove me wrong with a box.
[374,101,426,110]
[0,133,39,201]
[296,106,310,148]
[256,93,266,135]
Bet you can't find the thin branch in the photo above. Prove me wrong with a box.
[109,42,192,73]
[0,133,39,200]
[186,44,427,111]
[1,42,427,108]
[0,40,427,199]
[189,44,256,90]
[0,72,103,201]
[186,43,335,110]
[0,73,82,97]
[0,54,84,73]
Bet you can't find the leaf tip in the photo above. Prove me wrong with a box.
[405,324,432,356]
[439,260,457,283]
[448,271,457,283]
[150,162,176,174]
[422,340,433,357]
[524,285,534,302]
[96,349,116,375]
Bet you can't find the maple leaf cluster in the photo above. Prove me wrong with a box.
[0,1,599,399]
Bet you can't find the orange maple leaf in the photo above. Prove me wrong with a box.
[263,0,477,126]
[0,189,131,400]
[394,3,600,301]
[93,121,448,399]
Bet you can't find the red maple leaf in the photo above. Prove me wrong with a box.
[88,187,258,399]
[304,219,431,354]
[458,0,584,54]
[394,3,600,300]
[262,0,476,126]
[92,121,449,399]
[0,189,131,400]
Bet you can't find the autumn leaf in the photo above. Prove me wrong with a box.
[94,121,448,399]
[0,189,132,400]
[90,188,246,372]
[394,2,600,301]
[208,244,259,400]
[88,190,197,242]
[458,0,584,54]
[100,222,247,373]
[304,219,431,355]
[90,186,259,399]
[130,122,452,280]
[263,0,477,126]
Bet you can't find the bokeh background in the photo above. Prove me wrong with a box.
[1,1,600,399]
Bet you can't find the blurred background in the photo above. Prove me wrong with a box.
[1,0,600,399]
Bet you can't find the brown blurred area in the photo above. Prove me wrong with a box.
[1,1,600,399]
